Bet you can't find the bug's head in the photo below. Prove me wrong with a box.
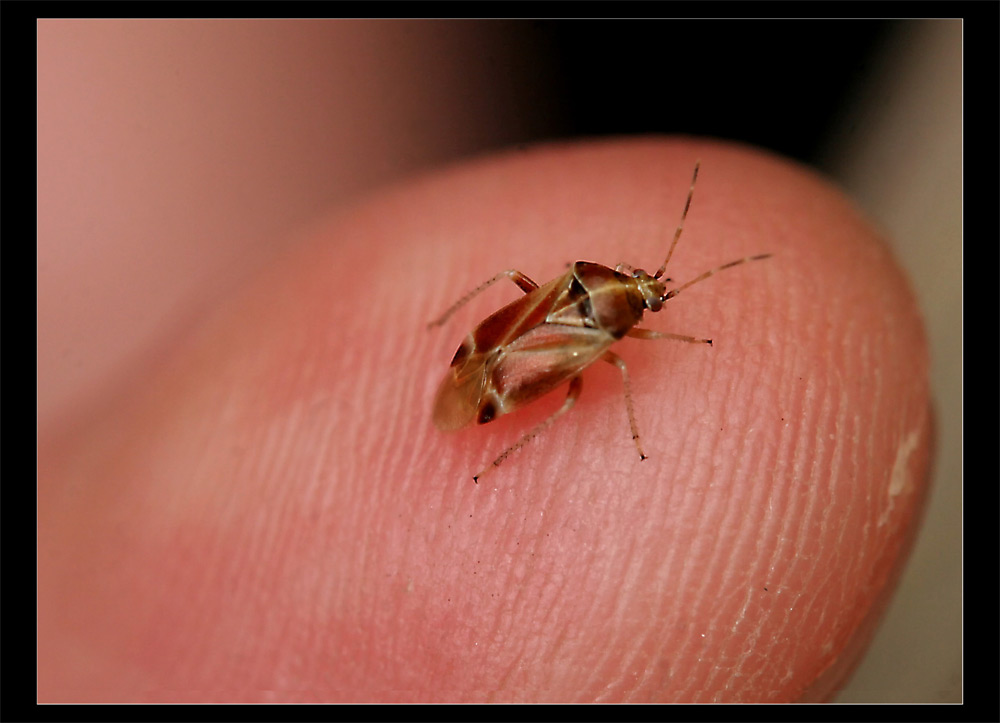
[629,268,666,313]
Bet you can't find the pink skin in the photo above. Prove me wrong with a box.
[38,139,932,702]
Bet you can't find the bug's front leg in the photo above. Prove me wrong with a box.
[626,327,713,346]
[473,375,583,483]
[428,269,539,328]
[601,350,647,461]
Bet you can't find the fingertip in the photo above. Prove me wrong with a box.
[46,138,928,702]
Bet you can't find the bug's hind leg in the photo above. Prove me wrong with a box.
[473,375,583,483]
[601,351,647,461]
[428,269,539,328]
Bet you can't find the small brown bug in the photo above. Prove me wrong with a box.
[429,163,770,482]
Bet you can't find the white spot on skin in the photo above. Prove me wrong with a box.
[879,428,921,527]
[889,429,920,498]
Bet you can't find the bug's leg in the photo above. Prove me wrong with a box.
[601,350,647,461]
[626,327,713,346]
[473,375,583,483]
[428,269,539,328]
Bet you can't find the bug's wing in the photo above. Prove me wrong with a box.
[433,274,571,431]
[433,352,488,431]
[487,324,613,411]
[469,273,568,351]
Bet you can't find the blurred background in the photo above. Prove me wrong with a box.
[37,19,961,702]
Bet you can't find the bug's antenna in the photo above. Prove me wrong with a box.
[654,161,700,280]
[662,253,773,301]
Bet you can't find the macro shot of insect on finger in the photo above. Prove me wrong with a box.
[428,163,771,483]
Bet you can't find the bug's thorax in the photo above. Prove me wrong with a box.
[566,261,665,339]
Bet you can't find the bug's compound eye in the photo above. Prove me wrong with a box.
[636,275,665,312]
[631,268,649,280]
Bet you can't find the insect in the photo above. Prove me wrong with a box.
[429,163,770,482]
